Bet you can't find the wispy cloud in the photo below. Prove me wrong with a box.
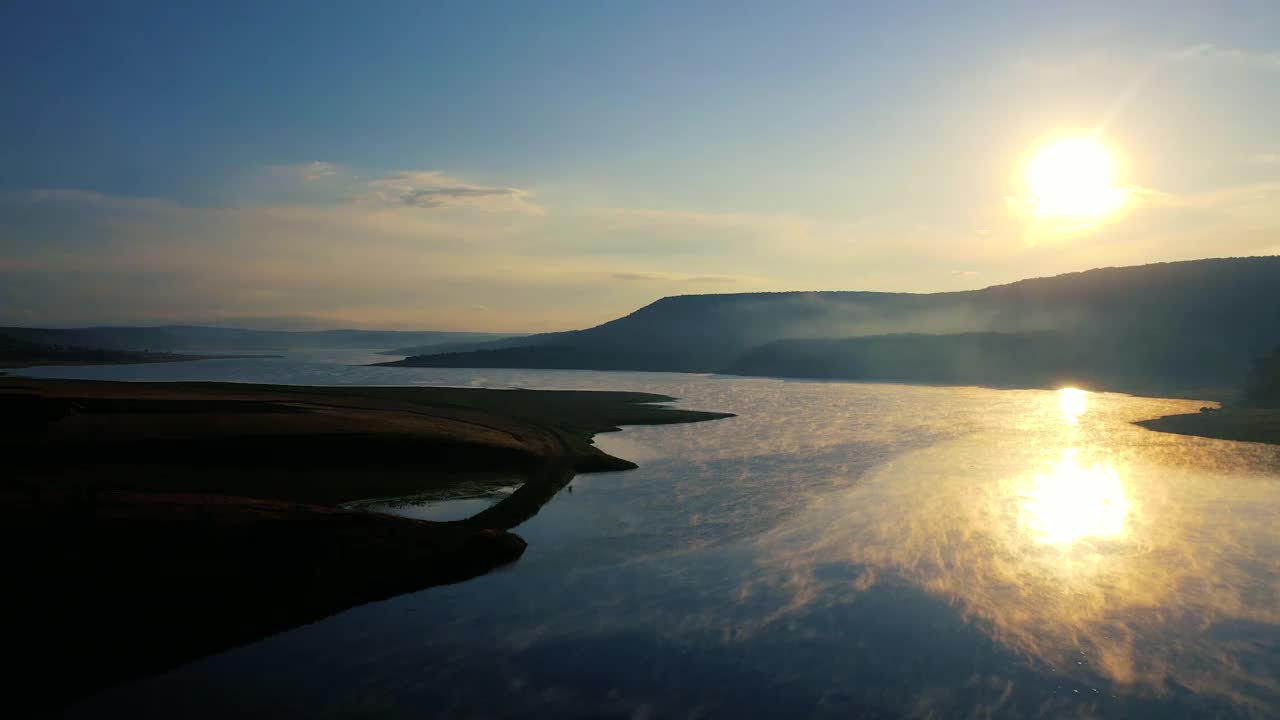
[264,161,340,181]
[0,188,696,330]
[364,171,540,213]
[1176,43,1280,70]
[1247,152,1280,165]
[609,271,741,284]
[301,161,338,180]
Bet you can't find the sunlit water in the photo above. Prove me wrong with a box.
[17,355,1280,718]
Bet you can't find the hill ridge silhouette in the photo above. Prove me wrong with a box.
[384,256,1280,397]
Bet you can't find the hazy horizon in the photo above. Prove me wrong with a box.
[2,254,1275,335]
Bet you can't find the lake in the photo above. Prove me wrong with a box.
[18,355,1280,718]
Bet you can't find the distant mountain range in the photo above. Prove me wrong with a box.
[380,256,1280,398]
[0,326,510,353]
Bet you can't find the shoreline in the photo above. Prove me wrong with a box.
[1135,408,1280,447]
[373,357,1231,403]
[1,377,733,707]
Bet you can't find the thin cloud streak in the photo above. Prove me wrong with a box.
[263,161,340,181]
[609,271,743,284]
[363,171,541,213]
[1176,43,1280,71]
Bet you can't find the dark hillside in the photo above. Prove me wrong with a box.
[385,257,1280,397]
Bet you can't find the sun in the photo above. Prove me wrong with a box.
[1023,136,1126,221]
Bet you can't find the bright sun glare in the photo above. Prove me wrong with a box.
[1011,389,1131,547]
[1058,387,1087,425]
[1019,448,1130,546]
[1024,136,1126,221]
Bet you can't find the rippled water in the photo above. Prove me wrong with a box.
[21,356,1280,718]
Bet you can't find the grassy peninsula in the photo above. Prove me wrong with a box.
[1136,408,1280,446]
[1,377,732,707]
[1134,345,1280,447]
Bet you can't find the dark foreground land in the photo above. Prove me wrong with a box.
[1136,408,1280,447]
[0,377,731,709]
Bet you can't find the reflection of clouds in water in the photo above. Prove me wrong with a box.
[747,393,1280,710]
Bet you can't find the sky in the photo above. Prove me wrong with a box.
[2,1,1279,332]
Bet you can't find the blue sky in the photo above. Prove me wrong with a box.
[3,1,1279,330]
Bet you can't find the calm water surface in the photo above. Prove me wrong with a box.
[20,356,1280,718]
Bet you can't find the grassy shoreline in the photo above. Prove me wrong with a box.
[1135,408,1280,446]
[1,377,733,707]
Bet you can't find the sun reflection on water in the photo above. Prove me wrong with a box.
[745,386,1280,708]
[1058,386,1087,425]
[1017,448,1129,546]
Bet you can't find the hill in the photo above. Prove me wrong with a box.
[1243,345,1280,407]
[382,256,1280,397]
[726,331,1225,397]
